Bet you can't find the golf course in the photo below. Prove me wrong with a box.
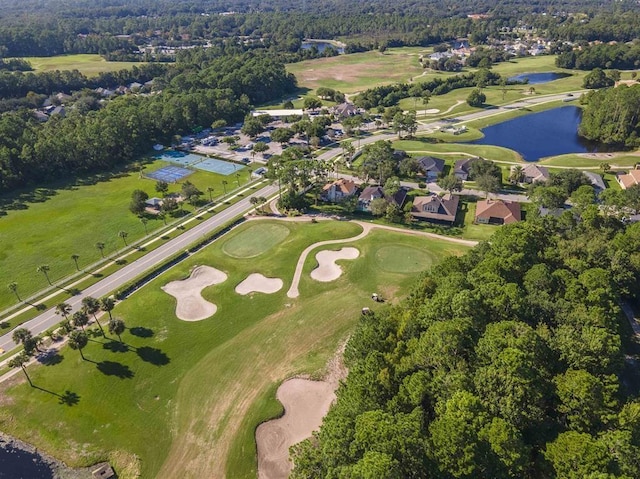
[0,218,470,478]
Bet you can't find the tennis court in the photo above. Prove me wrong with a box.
[196,158,240,176]
[155,151,204,167]
[146,166,193,183]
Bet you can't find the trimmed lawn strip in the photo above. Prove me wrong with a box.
[17,54,139,76]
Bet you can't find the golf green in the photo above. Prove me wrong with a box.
[222,223,290,258]
[374,244,437,273]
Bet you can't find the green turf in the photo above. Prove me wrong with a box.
[374,245,437,273]
[222,223,291,258]
[392,139,523,163]
[0,220,469,479]
[17,54,139,76]
[0,159,250,312]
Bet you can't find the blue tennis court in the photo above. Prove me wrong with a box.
[146,166,193,183]
[195,158,239,176]
[155,151,204,167]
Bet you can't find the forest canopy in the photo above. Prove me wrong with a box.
[292,216,640,479]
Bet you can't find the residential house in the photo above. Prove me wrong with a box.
[411,193,460,224]
[417,156,445,181]
[322,179,357,202]
[358,185,408,212]
[616,167,640,189]
[55,92,72,103]
[453,157,479,180]
[582,171,607,193]
[145,197,163,209]
[475,199,521,225]
[32,110,49,122]
[393,150,408,161]
[92,464,115,479]
[50,106,66,117]
[521,164,550,184]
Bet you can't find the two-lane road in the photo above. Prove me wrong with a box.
[0,182,279,353]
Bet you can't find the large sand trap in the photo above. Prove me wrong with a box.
[256,379,336,479]
[310,247,359,282]
[424,108,440,114]
[235,273,283,295]
[161,265,227,321]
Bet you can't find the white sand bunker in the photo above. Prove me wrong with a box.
[424,108,440,114]
[161,265,227,321]
[235,273,283,295]
[256,379,336,479]
[310,247,359,282]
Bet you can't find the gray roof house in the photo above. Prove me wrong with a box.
[453,157,479,181]
[583,171,607,193]
[358,186,408,212]
[411,193,460,224]
[522,164,550,184]
[417,156,445,181]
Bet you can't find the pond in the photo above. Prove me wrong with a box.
[301,41,345,54]
[470,106,603,161]
[508,72,568,84]
[0,441,55,478]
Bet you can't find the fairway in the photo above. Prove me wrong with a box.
[19,54,138,76]
[0,160,252,312]
[222,223,291,258]
[0,220,470,479]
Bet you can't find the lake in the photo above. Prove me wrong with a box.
[470,106,603,161]
[0,442,55,478]
[301,41,345,54]
[508,72,568,84]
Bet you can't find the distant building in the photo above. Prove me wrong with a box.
[475,199,521,225]
[332,102,359,117]
[521,164,550,184]
[417,156,445,181]
[411,193,460,224]
[582,171,607,193]
[453,157,479,181]
[251,109,304,119]
[617,167,640,189]
[358,185,408,212]
[322,179,358,202]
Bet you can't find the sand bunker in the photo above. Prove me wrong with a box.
[310,247,359,282]
[256,379,336,479]
[161,265,227,321]
[424,108,440,114]
[235,273,283,295]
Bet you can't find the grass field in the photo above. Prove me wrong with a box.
[0,219,470,479]
[286,48,427,93]
[18,54,138,76]
[0,158,250,312]
[392,138,524,163]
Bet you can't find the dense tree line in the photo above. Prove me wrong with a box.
[0,52,295,193]
[579,84,640,148]
[292,215,640,478]
[557,43,640,70]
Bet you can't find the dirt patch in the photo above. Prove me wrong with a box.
[310,247,360,282]
[235,273,283,295]
[161,265,227,321]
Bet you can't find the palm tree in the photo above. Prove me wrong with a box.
[8,352,33,387]
[12,327,33,347]
[158,212,167,225]
[118,230,128,246]
[509,165,524,184]
[100,297,115,321]
[108,318,126,342]
[250,196,259,212]
[235,172,241,187]
[55,302,72,324]
[83,296,105,336]
[37,264,51,285]
[95,241,106,258]
[422,89,432,116]
[7,282,20,302]
[207,187,214,202]
[258,196,268,214]
[222,180,228,195]
[140,217,148,235]
[68,330,88,360]
[72,311,89,330]
[71,254,80,271]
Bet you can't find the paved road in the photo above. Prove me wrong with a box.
[0,183,279,353]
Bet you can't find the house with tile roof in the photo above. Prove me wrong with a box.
[453,157,479,181]
[521,164,550,184]
[358,185,408,212]
[617,167,640,190]
[475,199,521,225]
[410,193,460,224]
[322,179,358,202]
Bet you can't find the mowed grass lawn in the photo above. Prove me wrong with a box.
[18,54,138,76]
[0,159,250,311]
[0,219,470,479]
